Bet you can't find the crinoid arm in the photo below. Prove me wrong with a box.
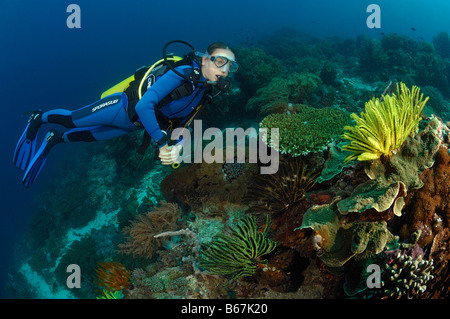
[342,82,428,163]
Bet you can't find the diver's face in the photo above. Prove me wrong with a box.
[201,48,236,82]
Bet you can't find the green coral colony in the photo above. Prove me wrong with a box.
[260,104,352,157]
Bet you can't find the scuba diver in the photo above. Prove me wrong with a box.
[13,41,239,188]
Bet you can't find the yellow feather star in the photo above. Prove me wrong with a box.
[341,82,429,163]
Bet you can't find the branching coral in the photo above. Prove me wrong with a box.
[245,157,319,214]
[260,104,351,157]
[95,261,131,292]
[344,244,435,299]
[117,201,182,259]
[342,82,429,163]
[200,215,277,280]
[378,246,434,299]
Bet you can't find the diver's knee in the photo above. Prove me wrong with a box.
[64,130,96,142]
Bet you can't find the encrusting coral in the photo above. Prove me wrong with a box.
[298,200,397,268]
[342,82,429,163]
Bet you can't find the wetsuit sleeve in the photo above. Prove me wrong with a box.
[134,68,186,147]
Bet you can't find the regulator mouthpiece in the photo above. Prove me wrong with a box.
[208,76,230,91]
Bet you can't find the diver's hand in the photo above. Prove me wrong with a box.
[158,144,182,165]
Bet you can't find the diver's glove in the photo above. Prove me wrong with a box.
[158,144,182,165]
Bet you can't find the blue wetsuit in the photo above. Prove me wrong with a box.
[41,63,207,148]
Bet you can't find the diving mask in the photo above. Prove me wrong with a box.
[209,55,239,73]
[197,51,239,73]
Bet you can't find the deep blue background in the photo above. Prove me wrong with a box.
[1,0,449,298]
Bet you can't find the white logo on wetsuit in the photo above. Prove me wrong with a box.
[91,99,119,112]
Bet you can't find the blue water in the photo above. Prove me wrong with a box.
[1,0,449,299]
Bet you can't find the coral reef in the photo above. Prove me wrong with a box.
[357,37,390,78]
[338,116,442,226]
[319,62,338,85]
[8,29,450,301]
[53,235,103,299]
[127,266,195,299]
[433,31,450,60]
[363,118,442,192]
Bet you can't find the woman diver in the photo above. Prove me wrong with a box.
[13,41,239,188]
